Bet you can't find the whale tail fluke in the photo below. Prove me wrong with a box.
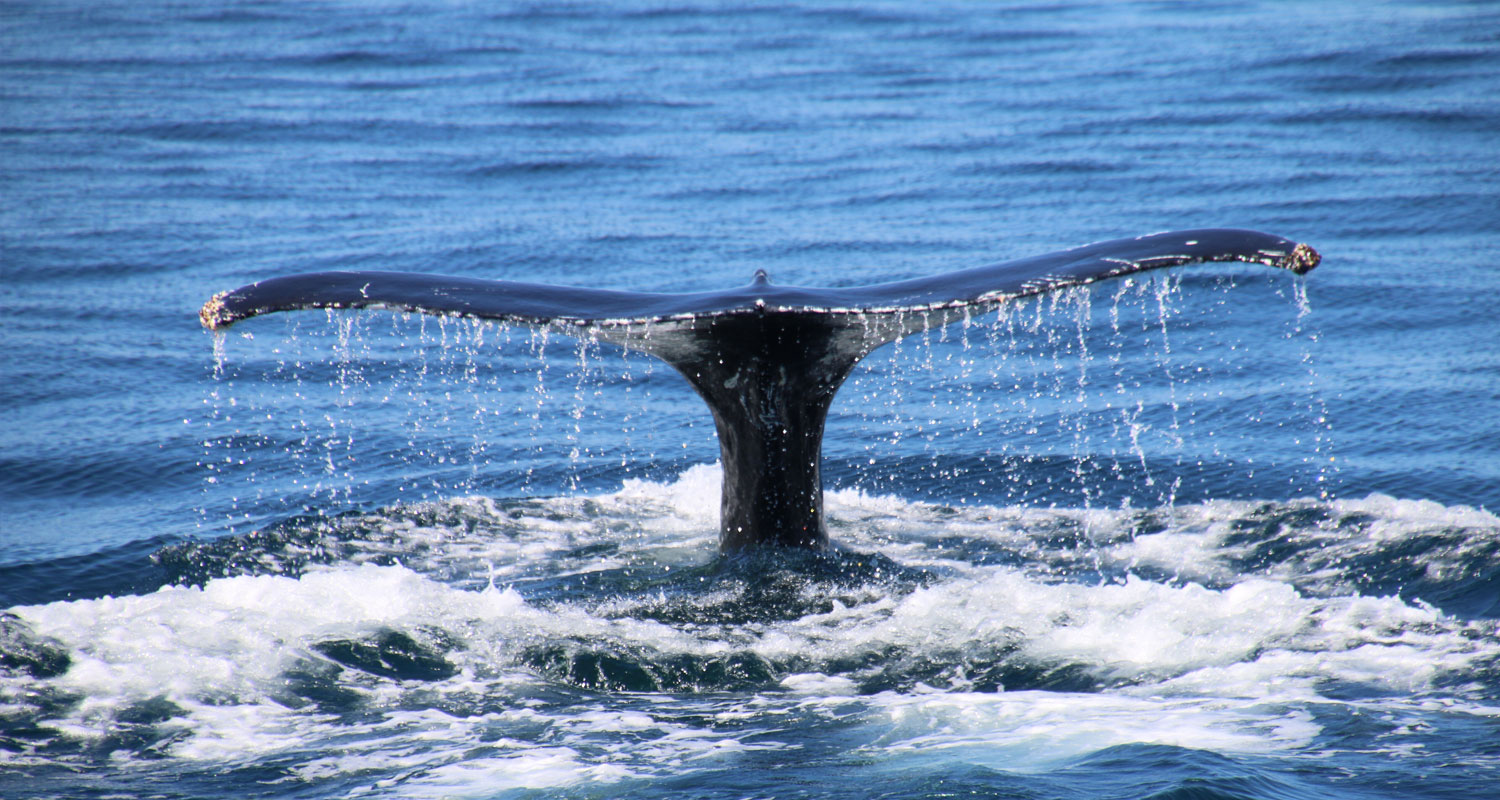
[201,228,1318,551]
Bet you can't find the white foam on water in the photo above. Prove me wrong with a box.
[5,467,1498,790]
[859,690,1320,769]
[321,707,727,795]
[820,487,1500,608]
[1336,494,1499,530]
[748,566,1489,698]
[1099,495,1500,587]
[282,471,1499,606]
[3,562,771,787]
[395,747,632,797]
[616,462,722,531]
[781,672,861,696]
[10,566,525,762]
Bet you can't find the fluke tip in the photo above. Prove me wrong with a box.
[1287,243,1320,275]
[200,292,232,330]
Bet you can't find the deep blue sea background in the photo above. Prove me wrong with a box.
[3,1,1498,798]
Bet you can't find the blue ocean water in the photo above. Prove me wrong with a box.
[2,0,1498,797]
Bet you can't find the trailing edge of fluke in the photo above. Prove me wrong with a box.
[201,228,1319,552]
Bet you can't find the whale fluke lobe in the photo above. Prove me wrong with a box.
[202,228,1319,551]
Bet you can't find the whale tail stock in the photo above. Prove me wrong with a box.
[200,228,1319,552]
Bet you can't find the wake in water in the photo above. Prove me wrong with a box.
[4,467,1499,797]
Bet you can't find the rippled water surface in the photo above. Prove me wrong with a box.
[3,1,1498,798]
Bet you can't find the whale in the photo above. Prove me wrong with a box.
[201,228,1318,552]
